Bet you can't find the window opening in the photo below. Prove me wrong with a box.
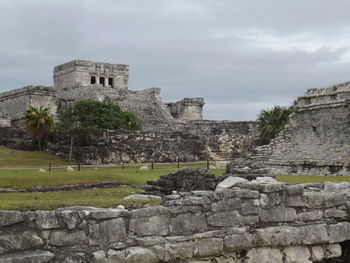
[108,78,114,88]
[90,76,96,84]
[99,77,105,86]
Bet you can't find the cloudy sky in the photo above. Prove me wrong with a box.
[1,0,350,120]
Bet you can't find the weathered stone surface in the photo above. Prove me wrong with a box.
[170,213,207,234]
[89,218,127,245]
[123,194,161,201]
[283,246,311,263]
[0,211,24,226]
[124,247,158,263]
[328,222,350,243]
[32,211,60,229]
[224,233,253,251]
[164,242,196,261]
[49,230,87,246]
[0,231,44,254]
[260,206,296,222]
[197,238,223,257]
[297,210,323,221]
[130,215,169,236]
[215,177,248,191]
[246,248,283,263]
[0,250,54,263]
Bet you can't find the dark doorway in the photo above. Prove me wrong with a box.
[99,77,105,86]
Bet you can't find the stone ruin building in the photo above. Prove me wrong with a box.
[227,81,350,176]
[0,60,257,162]
[0,59,349,175]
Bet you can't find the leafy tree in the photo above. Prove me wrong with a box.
[24,106,54,151]
[257,105,294,145]
[56,100,142,161]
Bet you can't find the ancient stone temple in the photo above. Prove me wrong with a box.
[0,60,206,132]
[0,60,257,162]
[228,81,350,176]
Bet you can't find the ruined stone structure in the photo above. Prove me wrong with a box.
[0,60,258,161]
[0,60,205,132]
[1,178,350,262]
[227,81,350,176]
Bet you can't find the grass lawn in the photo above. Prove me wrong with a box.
[1,145,350,210]
[0,186,160,211]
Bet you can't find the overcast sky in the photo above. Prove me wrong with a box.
[1,0,350,120]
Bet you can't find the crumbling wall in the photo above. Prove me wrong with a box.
[0,180,350,262]
[260,82,350,176]
[48,130,209,164]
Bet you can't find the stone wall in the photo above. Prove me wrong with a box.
[178,120,258,160]
[1,180,350,262]
[0,86,57,122]
[166,98,204,120]
[47,130,209,164]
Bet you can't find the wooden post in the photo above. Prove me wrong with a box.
[49,163,51,172]
[207,160,209,170]
[78,164,81,171]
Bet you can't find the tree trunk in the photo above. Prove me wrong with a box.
[69,136,74,162]
[38,140,42,151]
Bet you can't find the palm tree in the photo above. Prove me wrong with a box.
[24,106,53,151]
[257,105,294,145]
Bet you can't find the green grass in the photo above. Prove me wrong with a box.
[0,186,161,211]
[0,146,68,168]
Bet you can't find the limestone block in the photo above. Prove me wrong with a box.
[241,199,260,215]
[107,249,126,263]
[246,248,283,263]
[310,246,324,262]
[215,177,248,191]
[324,208,348,219]
[85,208,130,220]
[91,250,108,263]
[49,230,87,246]
[124,247,158,263]
[0,250,55,263]
[164,242,196,261]
[286,195,306,207]
[211,198,241,211]
[130,215,169,236]
[0,211,24,226]
[208,210,258,227]
[224,233,253,251]
[136,236,166,246]
[260,206,296,222]
[255,226,301,247]
[170,213,207,234]
[328,222,350,243]
[0,231,44,254]
[300,224,329,245]
[131,206,168,218]
[89,218,127,245]
[196,238,223,257]
[283,246,311,263]
[297,210,323,221]
[32,211,60,229]
[304,192,346,208]
[325,243,342,259]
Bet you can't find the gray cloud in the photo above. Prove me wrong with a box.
[1,0,350,120]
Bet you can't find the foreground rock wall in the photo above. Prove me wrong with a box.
[1,181,350,262]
